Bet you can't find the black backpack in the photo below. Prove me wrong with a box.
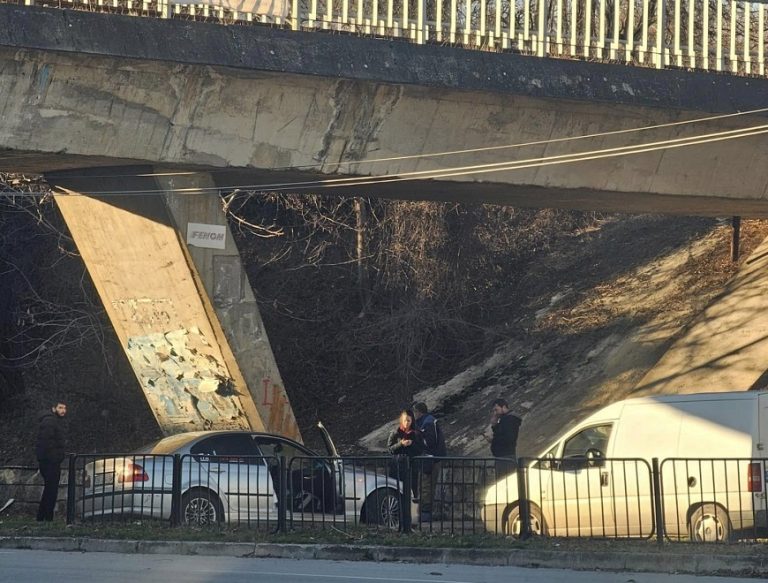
[424,418,447,457]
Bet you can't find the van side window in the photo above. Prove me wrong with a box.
[563,424,612,459]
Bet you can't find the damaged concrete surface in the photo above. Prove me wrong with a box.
[126,327,247,432]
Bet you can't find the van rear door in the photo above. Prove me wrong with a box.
[758,393,768,460]
[755,393,768,527]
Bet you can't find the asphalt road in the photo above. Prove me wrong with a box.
[0,550,752,583]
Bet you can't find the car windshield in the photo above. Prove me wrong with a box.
[134,433,199,454]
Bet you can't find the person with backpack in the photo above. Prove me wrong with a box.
[412,402,446,518]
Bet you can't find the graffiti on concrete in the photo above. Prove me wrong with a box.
[126,327,250,433]
[260,377,301,441]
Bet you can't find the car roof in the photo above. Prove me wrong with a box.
[137,430,304,455]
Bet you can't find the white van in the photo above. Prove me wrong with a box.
[483,391,768,541]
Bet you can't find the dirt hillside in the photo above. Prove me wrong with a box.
[360,216,768,456]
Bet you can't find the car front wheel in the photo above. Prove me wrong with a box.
[363,488,400,530]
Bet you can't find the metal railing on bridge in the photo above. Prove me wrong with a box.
[7,0,768,77]
[4,453,768,542]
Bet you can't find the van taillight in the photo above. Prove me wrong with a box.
[748,462,762,492]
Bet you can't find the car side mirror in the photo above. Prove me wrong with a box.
[538,452,558,471]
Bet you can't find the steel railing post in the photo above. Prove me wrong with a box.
[654,0,664,68]
[292,0,300,30]
[536,0,546,56]
[417,0,426,43]
[170,454,182,526]
[400,456,412,533]
[516,458,531,539]
[65,454,76,525]
[652,457,664,545]
[277,455,287,533]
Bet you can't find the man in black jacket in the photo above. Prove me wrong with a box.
[35,401,67,521]
[489,398,521,478]
[413,402,446,517]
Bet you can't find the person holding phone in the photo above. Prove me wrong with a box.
[488,398,521,478]
[387,409,423,498]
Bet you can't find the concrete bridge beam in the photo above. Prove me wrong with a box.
[2,6,768,215]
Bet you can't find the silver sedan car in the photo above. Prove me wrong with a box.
[79,423,402,528]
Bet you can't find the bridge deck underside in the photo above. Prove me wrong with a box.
[0,5,767,216]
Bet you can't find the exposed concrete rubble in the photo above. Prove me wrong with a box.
[126,327,248,432]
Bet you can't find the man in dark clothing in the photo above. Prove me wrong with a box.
[413,402,446,516]
[488,398,521,478]
[35,401,67,521]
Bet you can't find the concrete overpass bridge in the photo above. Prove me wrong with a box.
[1,0,768,439]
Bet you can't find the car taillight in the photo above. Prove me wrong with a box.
[117,462,149,483]
[747,462,762,492]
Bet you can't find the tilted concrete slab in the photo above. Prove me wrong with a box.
[52,169,300,440]
[634,236,768,396]
[1,5,768,215]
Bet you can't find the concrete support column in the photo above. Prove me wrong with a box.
[48,167,300,441]
[160,172,299,441]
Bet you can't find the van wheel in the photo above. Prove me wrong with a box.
[505,503,546,537]
[363,488,400,530]
[181,488,224,526]
[689,504,732,542]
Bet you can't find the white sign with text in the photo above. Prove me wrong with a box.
[187,222,227,250]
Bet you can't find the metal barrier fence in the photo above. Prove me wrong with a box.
[489,456,768,542]
[4,0,767,77]
[411,456,504,534]
[65,453,503,532]
[286,456,400,530]
[75,453,176,524]
[5,454,768,542]
[504,456,657,539]
[660,458,768,542]
[0,465,63,517]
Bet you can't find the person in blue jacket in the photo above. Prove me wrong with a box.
[413,402,446,517]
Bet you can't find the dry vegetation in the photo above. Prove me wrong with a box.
[1,178,766,460]
[230,193,616,444]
